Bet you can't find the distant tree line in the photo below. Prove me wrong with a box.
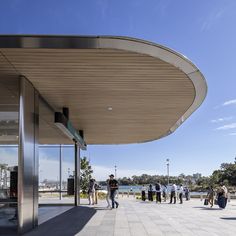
[114,158,236,191]
[117,174,193,186]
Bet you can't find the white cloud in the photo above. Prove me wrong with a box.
[39,158,74,182]
[211,117,233,123]
[223,99,236,106]
[229,132,236,136]
[201,7,227,31]
[0,148,18,167]
[92,165,159,181]
[216,123,236,130]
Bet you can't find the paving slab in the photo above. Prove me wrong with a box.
[20,197,236,236]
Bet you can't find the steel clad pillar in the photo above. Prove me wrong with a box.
[74,142,80,206]
[18,76,39,234]
[59,145,62,200]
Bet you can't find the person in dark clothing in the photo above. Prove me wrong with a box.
[141,185,146,201]
[108,174,119,209]
[155,181,162,203]
[148,184,153,201]
[184,187,190,201]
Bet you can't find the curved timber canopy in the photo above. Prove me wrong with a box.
[0,35,207,145]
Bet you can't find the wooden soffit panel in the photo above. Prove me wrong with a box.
[0,36,207,144]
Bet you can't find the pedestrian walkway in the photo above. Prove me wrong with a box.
[26,197,236,236]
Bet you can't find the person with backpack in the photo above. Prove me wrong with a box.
[155,181,162,203]
[108,174,119,209]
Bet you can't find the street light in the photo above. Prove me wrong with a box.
[166,159,170,186]
[114,165,117,179]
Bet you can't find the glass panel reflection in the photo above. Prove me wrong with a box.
[0,75,19,231]
[39,146,60,204]
[62,146,74,203]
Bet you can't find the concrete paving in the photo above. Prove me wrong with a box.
[21,196,236,236]
[77,197,236,236]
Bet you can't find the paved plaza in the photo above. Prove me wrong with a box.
[25,196,236,236]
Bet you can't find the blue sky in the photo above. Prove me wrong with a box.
[1,0,236,180]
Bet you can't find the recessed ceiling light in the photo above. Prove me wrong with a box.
[107,107,113,111]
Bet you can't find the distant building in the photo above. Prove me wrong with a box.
[193,173,202,180]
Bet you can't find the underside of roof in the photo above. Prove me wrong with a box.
[0,35,207,145]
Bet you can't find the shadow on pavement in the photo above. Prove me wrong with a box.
[24,206,96,236]
[220,217,236,220]
[192,206,223,210]
[0,226,17,236]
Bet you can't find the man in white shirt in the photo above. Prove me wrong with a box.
[170,184,177,204]
[179,184,184,204]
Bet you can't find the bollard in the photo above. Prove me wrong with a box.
[133,192,135,198]
[122,192,123,198]
[127,192,129,198]
[200,194,203,201]
[228,193,231,202]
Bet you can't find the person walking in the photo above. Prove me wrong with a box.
[178,184,184,204]
[222,184,228,207]
[207,186,214,207]
[94,180,100,204]
[88,178,95,205]
[106,179,111,208]
[170,183,177,204]
[141,185,146,201]
[217,183,228,209]
[148,184,153,201]
[108,174,119,209]
[155,181,162,203]
[162,185,167,202]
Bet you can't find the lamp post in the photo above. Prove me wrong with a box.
[114,165,117,179]
[166,159,170,186]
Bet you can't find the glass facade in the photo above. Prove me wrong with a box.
[0,75,79,233]
[0,77,19,232]
[38,145,75,204]
[62,146,74,203]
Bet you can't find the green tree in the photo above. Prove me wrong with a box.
[80,156,93,194]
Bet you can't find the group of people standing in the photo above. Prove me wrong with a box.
[141,182,190,204]
[206,183,228,209]
[88,174,119,209]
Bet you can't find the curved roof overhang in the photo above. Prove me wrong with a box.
[0,35,207,145]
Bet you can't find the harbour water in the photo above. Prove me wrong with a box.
[102,185,207,195]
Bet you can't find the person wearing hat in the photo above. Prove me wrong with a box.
[108,174,119,208]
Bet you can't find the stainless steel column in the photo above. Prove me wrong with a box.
[18,76,39,234]
[74,142,80,206]
[59,145,62,200]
